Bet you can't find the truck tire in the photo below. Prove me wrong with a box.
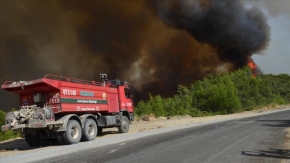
[81,119,97,141]
[62,120,82,144]
[118,116,129,133]
[25,132,49,147]
[33,132,49,146]
[34,137,49,147]
[56,132,66,145]
[25,134,36,146]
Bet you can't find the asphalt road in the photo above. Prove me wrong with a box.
[29,109,290,163]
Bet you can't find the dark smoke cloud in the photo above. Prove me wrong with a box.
[150,0,270,68]
[0,0,269,111]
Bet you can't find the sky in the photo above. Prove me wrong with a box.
[250,0,290,75]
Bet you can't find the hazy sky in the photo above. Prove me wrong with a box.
[251,0,290,75]
[264,0,290,16]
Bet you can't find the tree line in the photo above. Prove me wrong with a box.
[135,67,290,117]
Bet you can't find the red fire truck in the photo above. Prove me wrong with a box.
[1,74,134,146]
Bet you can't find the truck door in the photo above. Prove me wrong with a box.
[118,86,133,112]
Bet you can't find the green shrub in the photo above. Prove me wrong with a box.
[190,76,242,114]
[135,67,290,117]
[0,130,20,142]
[0,110,5,129]
[0,110,21,141]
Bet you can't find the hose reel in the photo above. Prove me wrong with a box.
[5,111,19,126]
[34,107,55,122]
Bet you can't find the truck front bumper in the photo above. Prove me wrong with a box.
[1,124,10,131]
[1,122,47,131]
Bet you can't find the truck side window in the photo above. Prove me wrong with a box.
[124,88,130,98]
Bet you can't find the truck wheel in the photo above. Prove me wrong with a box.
[56,132,66,145]
[35,138,49,147]
[33,132,49,146]
[25,133,48,147]
[62,120,82,144]
[82,119,97,141]
[118,116,129,133]
[25,134,36,147]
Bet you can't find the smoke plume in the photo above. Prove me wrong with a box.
[149,0,270,68]
[0,0,270,111]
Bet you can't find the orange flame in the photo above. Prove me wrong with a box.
[247,59,257,78]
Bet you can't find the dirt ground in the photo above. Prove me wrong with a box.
[1,105,290,159]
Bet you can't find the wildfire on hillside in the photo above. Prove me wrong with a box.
[248,58,261,77]
[0,0,270,110]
